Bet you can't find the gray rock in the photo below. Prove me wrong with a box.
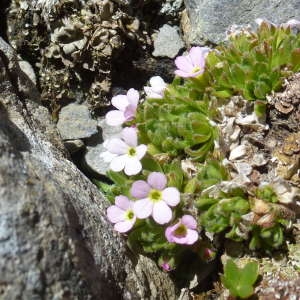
[64,139,85,154]
[57,103,98,140]
[183,0,300,44]
[83,117,122,176]
[152,24,185,58]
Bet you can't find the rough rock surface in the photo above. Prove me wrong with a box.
[83,118,122,176]
[183,0,300,44]
[0,37,177,300]
[152,24,184,58]
[57,103,98,140]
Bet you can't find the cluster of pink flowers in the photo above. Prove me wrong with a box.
[104,47,208,248]
[107,171,199,246]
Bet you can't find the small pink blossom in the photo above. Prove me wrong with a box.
[101,127,147,176]
[106,88,139,126]
[144,76,167,99]
[165,215,198,245]
[174,47,210,78]
[107,195,136,233]
[131,172,180,224]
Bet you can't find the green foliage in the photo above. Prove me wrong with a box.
[249,224,284,251]
[197,195,250,240]
[207,23,300,100]
[256,185,278,203]
[221,259,259,299]
[136,78,218,162]
[196,160,229,191]
[127,219,175,254]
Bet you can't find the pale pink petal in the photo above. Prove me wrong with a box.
[175,69,193,78]
[185,229,199,245]
[114,219,135,233]
[107,205,125,223]
[124,157,142,175]
[110,155,126,172]
[106,110,126,126]
[122,127,137,147]
[152,201,172,224]
[111,95,129,111]
[135,144,147,159]
[172,235,188,244]
[124,105,137,121]
[131,180,151,199]
[147,172,167,190]
[149,76,166,92]
[181,215,197,229]
[162,187,180,206]
[174,56,193,72]
[133,198,153,219]
[189,47,208,67]
[105,138,128,154]
[127,88,139,107]
[144,88,163,99]
[165,222,180,242]
[115,195,130,210]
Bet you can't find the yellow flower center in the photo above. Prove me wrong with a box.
[174,224,187,237]
[192,66,201,73]
[127,147,136,157]
[149,189,162,202]
[125,210,135,220]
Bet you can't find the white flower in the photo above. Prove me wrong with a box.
[144,76,167,99]
[101,127,147,176]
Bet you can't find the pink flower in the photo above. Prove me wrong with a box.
[102,127,147,176]
[105,88,139,126]
[107,195,136,233]
[165,215,198,245]
[131,172,180,224]
[144,76,167,99]
[174,47,210,78]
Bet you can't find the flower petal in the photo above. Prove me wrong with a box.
[147,172,167,190]
[175,69,193,78]
[189,47,207,67]
[133,198,153,219]
[105,138,128,154]
[135,144,147,159]
[114,219,135,233]
[131,180,151,199]
[124,157,142,175]
[165,222,180,242]
[181,215,197,229]
[110,155,126,172]
[127,88,139,107]
[162,187,180,206]
[122,127,137,147]
[115,195,130,210]
[174,56,193,73]
[107,205,125,223]
[149,76,166,93]
[185,229,199,245]
[144,87,163,99]
[106,110,126,126]
[111,95,129,111]
[124,105,136,121]
[152,201,172,224]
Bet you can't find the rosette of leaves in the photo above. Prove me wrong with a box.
[136,78,218,162]
[206,22,300,101]
[197,191,250,241]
